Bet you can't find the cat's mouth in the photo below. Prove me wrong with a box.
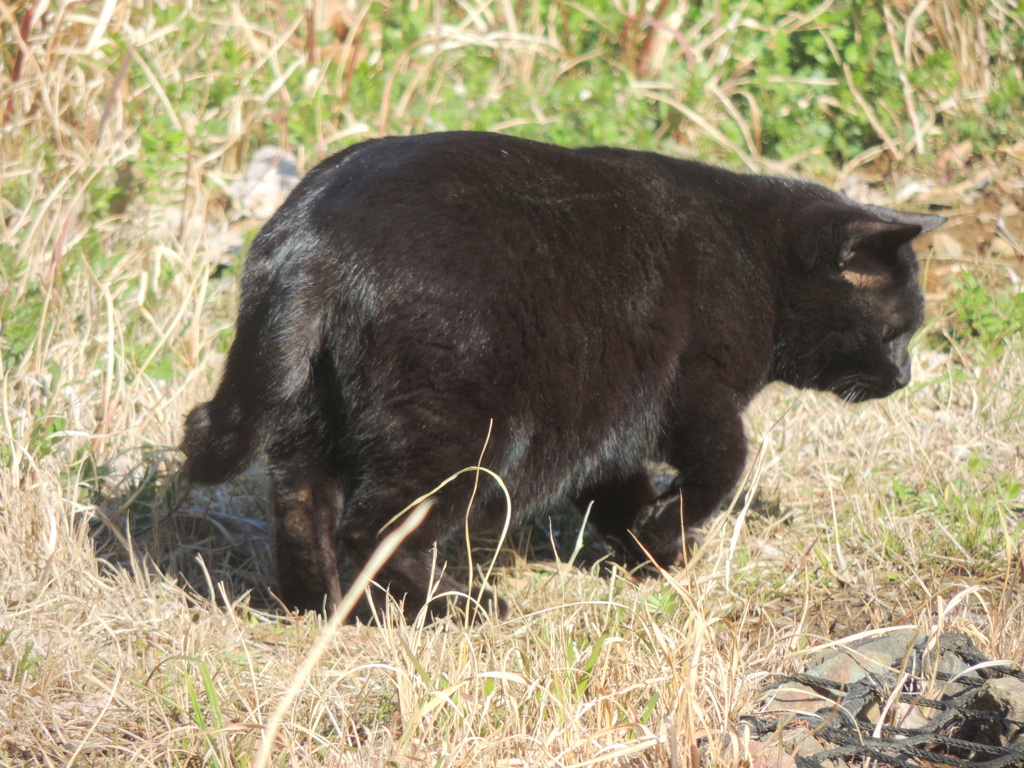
[830,375,900,402]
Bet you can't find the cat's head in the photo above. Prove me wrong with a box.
[773,198,945,402]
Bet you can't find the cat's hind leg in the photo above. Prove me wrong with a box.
[338,488,509,621]
[375,545,508,621]
[267,453,344,614]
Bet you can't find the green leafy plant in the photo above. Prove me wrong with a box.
[947,274,1024,354]
[1,631,42,683]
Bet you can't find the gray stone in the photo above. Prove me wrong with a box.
[230,146,301,219]
[971,676,1024,746]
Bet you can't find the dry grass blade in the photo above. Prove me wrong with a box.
[253,500,431,768]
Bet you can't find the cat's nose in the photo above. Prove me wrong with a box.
[893,359,912,389]
[892,344,912,389]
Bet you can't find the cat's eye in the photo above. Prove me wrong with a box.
[881,325,897,342]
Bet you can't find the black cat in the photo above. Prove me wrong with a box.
[182,131,943,617]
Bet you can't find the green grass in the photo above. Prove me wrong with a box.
[945,274,1024,355]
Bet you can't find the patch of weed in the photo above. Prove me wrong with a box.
[938,275,1024,357]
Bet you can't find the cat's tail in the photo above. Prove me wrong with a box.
[181,259,326,485]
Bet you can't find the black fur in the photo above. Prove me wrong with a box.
[182,132,943,617]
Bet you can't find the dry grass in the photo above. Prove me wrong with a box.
[2,1,1023,766]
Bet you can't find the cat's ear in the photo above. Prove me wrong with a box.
[862,206,947,238]
[839,210,945,288]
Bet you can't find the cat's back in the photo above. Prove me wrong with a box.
[301,132,689,242]
[282,134,702,414]
[248,133,703,315]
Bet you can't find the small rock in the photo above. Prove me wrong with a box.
[749,632,1023,767]
[972,677,1024,746]
[764,681,833,716]
[230,146,301,220]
